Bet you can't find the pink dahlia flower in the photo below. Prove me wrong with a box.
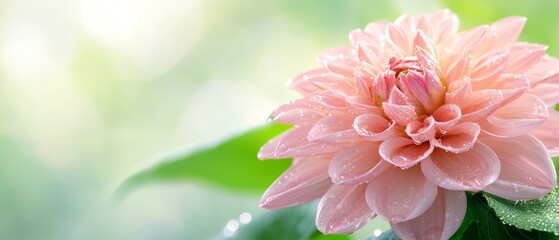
[258,10,558,239]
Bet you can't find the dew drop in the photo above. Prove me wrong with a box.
[239,212,252,224]
[223,219,240,237]
[473,179,481,186]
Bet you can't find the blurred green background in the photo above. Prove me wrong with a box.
[0,0,558,239]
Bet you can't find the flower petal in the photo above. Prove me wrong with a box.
[414,31,437,64]
[480,94,548,137]
[457,89,504,122]
[386,23,410,54]
[349,29,375,49]
[455,25,489,53]
[470,51,509,84]
[364,21,389,41]
[316,184,376,234]
[289,68,350,96]
[480,135,557,200]
[382,102,418,126]
[432,104,461,132]
[432,122,480,153]
[387,87,412,105]
[427,9,459,43]
[270,98,322,118]
[406,117,436,144]
[354,67,375,97]
[445,55,472,85]
[395,14,416,39]
[531,110,559,156]
[308,115,361,143]
[489,16,527,50]
[346,96,380,116]
[398,70,444,113]
[258,126,341,159]
[423,71,445,112]
[417,48,443,84]
[507,43,547,73]
[314,90,349,113]
[272,109,325,126]
[366,166,438,223]
[329,143,390,185]
[445,76,472,104]
[421,143,500,191]
[391,189,466,240]
[260,156,332,209]
[483,73,530,105]
[374,70,397,101]
[526,55,559,87]
[317,47,357,77]
[379,137,434,169]
[531,83,559,106]
[353,114,400,141]
[415,16,433,38]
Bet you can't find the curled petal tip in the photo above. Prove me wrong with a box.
[257,144,276,160]
[258,197,274,209]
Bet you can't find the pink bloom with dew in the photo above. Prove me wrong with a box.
[258,10,559,240]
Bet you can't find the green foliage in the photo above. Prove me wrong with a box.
[222,201,352,240]
[459,194,557,240]
[311,233,352,240]
[116,124,292,197]
[484,189,559,235]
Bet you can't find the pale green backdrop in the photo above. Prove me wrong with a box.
[0,0,557,239]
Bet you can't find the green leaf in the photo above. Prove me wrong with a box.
[116,124,292,197]
[368,229,400,240]
[484,189,559,235]
[223,201,318,240]
[310,232,352,240]
[461,193,558,240]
